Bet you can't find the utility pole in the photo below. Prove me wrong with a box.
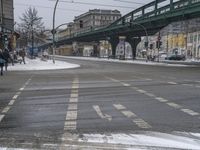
[52,0,59,64]
[31,23,34,59]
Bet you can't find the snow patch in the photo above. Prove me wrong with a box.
[8,58,80,71]
[79,132,200,149]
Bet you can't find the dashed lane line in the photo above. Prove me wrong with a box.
[0,77,32,123]
[168,82,177,85]
[113,104,152,129]
[2,106,11,114]
[181,109,199,116]
[104,76,200,118]
[155,97,168,103]
[0,115,5,122]
[167,102,182,109]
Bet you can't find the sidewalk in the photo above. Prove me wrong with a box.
[8,57,80,71]
[56,55,199,67]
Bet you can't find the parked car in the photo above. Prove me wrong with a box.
[165,54,186,61]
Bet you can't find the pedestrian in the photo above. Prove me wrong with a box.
[19,48,26,64]
[3,48,11,71]
[0,49,6,76]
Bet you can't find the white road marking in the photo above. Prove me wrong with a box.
[181,109,199,116]
[16,92,21,95]
[93,105,112,121]
[64,78,79,131]
[70,93,78,98]
[121,110,137,118]
[113,104,126,110]
[145,93,155,97]
[71,89,78,93]
[121,83,130,87]
[68,104,77,110]
[0,115,5,122]
[64,121,77,130]
[114,104,151,129]
[2,106,11,113]
[12,95,19,100]
[8,100,15,106]
[168,82,177,85]
[66,111,77,121]
[19,87,25,91]
[132,118,152,129]
[155,97,168,102]
[136,89,146,93]
[167,102,182,109]
[69,98,78,103]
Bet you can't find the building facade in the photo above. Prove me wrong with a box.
[73,9,121,34]
[0,0,14,49]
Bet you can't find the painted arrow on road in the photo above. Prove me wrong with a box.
[93,105,112,121]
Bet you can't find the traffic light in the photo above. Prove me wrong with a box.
[156,41,162,49]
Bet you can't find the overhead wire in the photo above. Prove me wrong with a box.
[48,0,136,9]
[15,3,85,13]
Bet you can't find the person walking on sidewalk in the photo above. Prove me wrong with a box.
[0,49,6,76]
[3,48,11,71]
[19,48,26,64]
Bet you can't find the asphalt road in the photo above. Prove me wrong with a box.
[0,57,200,149]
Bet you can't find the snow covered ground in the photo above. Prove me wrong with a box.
[8,57,80,71]
[79,131,200,149]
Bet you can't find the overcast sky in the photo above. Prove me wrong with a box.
[14,0,153,29]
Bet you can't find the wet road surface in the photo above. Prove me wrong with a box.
[0,57,200,149]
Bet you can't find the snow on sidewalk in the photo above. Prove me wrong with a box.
[8,57,80,71]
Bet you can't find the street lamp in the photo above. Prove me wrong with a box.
[52,0,59,64]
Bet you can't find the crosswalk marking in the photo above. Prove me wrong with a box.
[167,102,182,109]
[64,78,79,131]
[113,104,126,110]
[133,118,152,129]
[68,104,78,110]
[121,110,136,118]
[113,104,151,129]
[181,109,199,116]
[155,97,168,102]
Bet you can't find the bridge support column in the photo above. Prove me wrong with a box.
[126,37,141,60]
[93,42,100,57]
[109,37,119,58]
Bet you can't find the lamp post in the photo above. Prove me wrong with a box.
[52,0,59,64]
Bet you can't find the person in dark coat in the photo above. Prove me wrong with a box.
[3,49,11,71]
[0,49,6,76]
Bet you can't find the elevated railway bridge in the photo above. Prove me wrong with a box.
[39,0,200,59]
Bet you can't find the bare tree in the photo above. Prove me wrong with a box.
[16,7,45,55]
